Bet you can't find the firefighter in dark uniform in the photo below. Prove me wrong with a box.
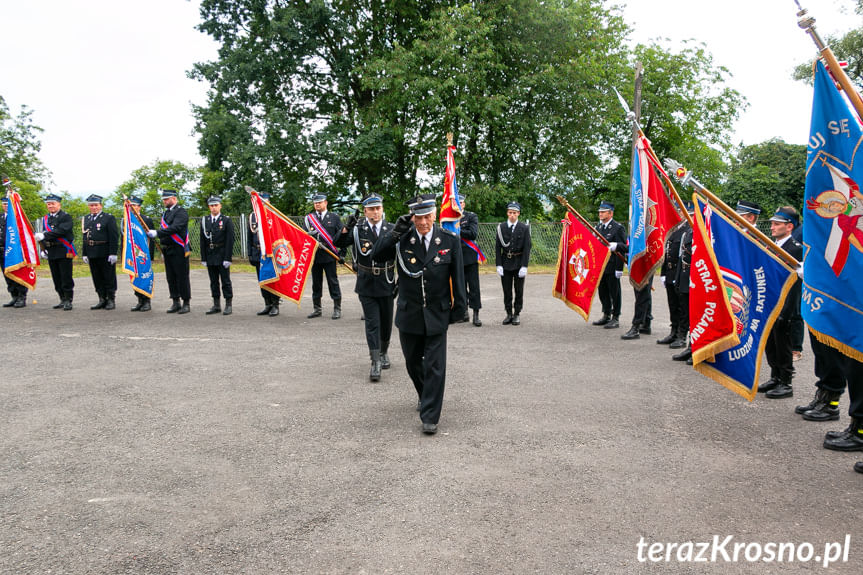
[592,201,628,329]
[671,207,695,363]
[304,192,343,319]
[622,279,654,340]
[459,194,483,327]
[248,192,281,317]
[657,220,686,345]
[148,188,191,314]
[1,197,28,308]
[129,196,155,312]
[758,206,803,399]
[200,196,235,316]
[34,193,76,310]
[81,194,119,310]
[336,193,396,381]
[372,193,466,434]
[494,201,532,325]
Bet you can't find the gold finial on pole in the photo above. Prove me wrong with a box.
[446,132,453,146]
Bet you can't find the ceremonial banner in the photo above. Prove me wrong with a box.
[552,212,611,321]
[802,60,863,361]
[688,197,738,365]
[440,143,463,234]
[251,190,318,305]
[690,195,797,400]
[121,200,154,298]
[3,190,39,290]
[628,135,683,289]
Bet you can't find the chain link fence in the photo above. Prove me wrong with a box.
[69,215,776,266]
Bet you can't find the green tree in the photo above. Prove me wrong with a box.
[109,160,201,220]
[587,41,747,219]
[0,95,50,219]
[723,139,807,217]
[793,1,863,84]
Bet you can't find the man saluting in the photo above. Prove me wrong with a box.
[372,193,466,435]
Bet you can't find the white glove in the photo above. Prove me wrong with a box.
[496,266,504,277]
[82,256,89,264]
[660,276,666,287]
[615,270,623,279]
[607,242,617,251]
[518,266,527,278]
[201,261,207,267]
[796,264,804,280]
[222,260,231,269]
[108,255,117,265]
[147,230,157,238]
[35,232,45,241]
[40,250,47,258]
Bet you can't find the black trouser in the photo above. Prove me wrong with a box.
[311,259,341,301]
[790,314,805,353]
[48,258,74,300]
[464,263,481,310]
[206,264,233,299]
[501,269,524,314]
[88,256,117,298]
[765,317,794,383]
[677,291,689,336]
[399,330,448,424]
[1,263,28,298]
[164,252,191,301]
[359,294,394,351]
[597,273,621,317]
[251,261,277,304]
[810,331,846,395]
[631,276,653,325]
[664,278,681,334]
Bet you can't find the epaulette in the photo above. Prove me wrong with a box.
[440,227,458,238]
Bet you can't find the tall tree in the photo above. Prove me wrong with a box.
[0,95,50,218]
[109,160,202,220]
[723,139,807,217]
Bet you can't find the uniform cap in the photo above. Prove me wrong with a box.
[207,196,222,205]
[129,196,144,206]
[361,193,383,208]
[311,192,327,203]
[598,200,614,211]
[159,188,178,199]
[406,193,437,216]
[85,194,103,204]
[44,193,62,203]
[507,201,521,212]
[769,206,798,226]
[735,200,762,216]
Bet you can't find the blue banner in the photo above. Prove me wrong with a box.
[802,60,863,361]
[627,140,646,269]
[122,203,154,298]
[692,197,796,399]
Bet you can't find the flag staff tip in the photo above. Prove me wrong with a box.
[446,132,453,146]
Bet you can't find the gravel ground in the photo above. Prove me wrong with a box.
[1,270,860,574]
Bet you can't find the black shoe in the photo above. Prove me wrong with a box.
[621,325,640,340]
[672,348,692,361]
[370,350,381,382]
[656,331,676,345]
[90,298,106,310]
[855,461,863,474]
[592,314,610,326]
[639,324,652,335]
[63,300,73,311]
[380,352,391,370]
[669,338,687,349]
[823,422,863,451]
[13,297,25,308]
[462,312,469,323]
[268,304,279,317]
[511,314,520,326]
[53,300,65,309]
[139,299,151,312]
[206,306,221,315]
[472,310,482,327]
[798,389,841,419]
[758,378,781,393]
[103,299,115,310]
[307,307,322,318]
[766,382,793,399]
[2,298,16,308]
[257,305,272,316]
[166,300,181,313]
[222,299,232,316]
[686,357,693,365]
[826,422,853,441]
[332,307,341,320]
[422,423,438,435]
[177,302,190,314]
[603,317,619,329]
[131,299,143,312]
[502,313,513,325]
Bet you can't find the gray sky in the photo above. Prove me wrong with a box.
[1,0,857,197]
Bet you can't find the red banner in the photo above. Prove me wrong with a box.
[250,190,318,305]
[552,212,611,321]
[688,195,739,364]
[4,190,40,290]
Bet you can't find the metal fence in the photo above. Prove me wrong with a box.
[69,216,776,266]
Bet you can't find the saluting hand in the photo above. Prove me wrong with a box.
[392,213,413,238]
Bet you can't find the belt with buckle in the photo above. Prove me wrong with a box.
[505,251,522,258]
[357,262,394,276]
[87,240,107,246]
[209,242,224,249]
